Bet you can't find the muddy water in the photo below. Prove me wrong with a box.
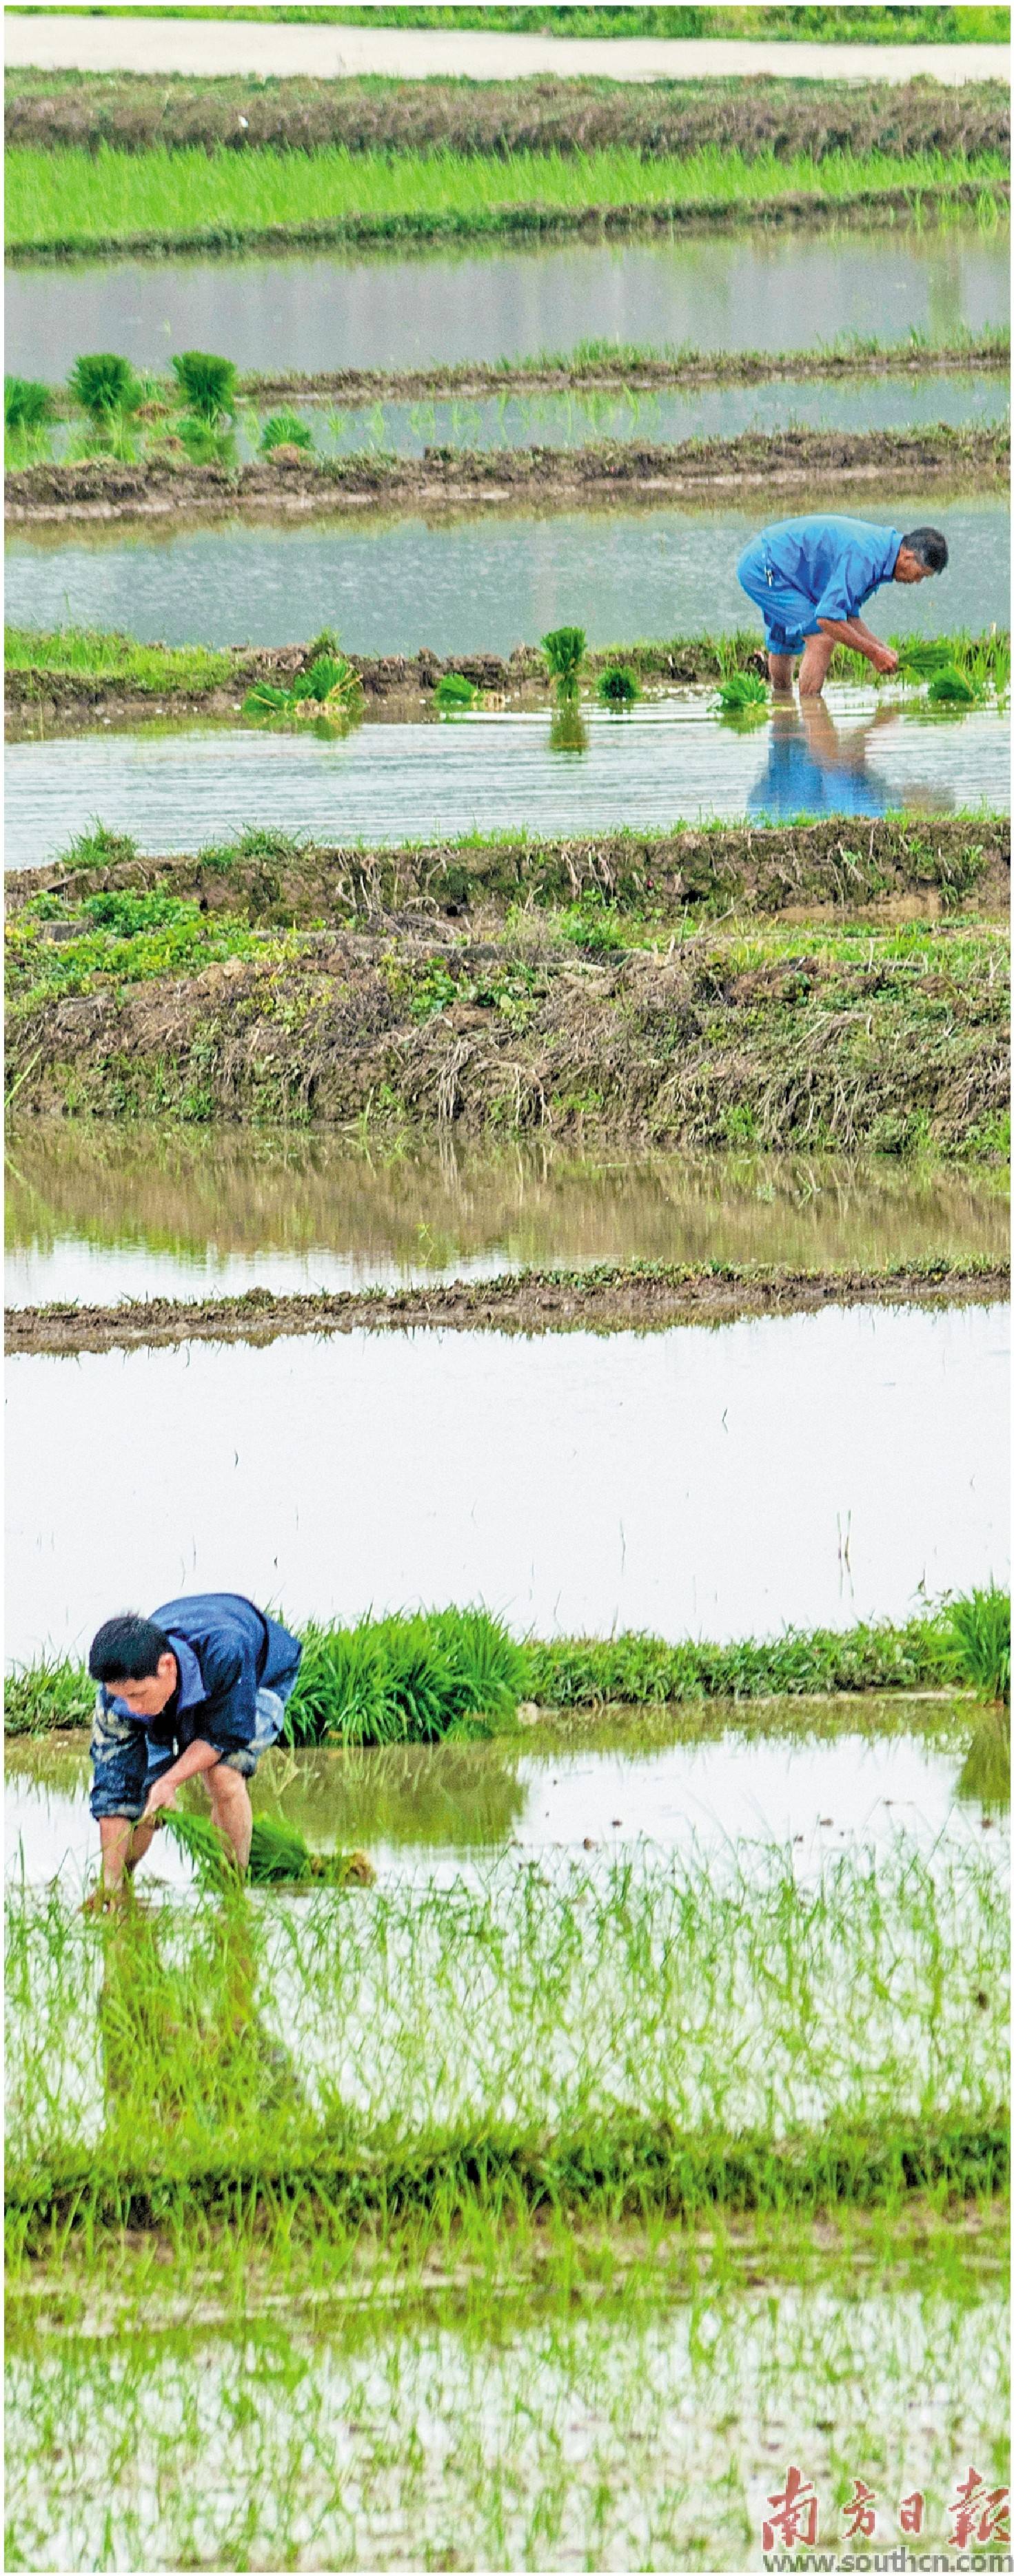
[7,1127,1006,1308]
[6,223,1009,380]
[6,1708,1006,1894]
[5,1302,1008,1666]
[6,686,1008,866]
[6,493,1006,652]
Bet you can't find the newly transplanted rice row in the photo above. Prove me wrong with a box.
[15,327,1012,412]
[6,2255,1008,2575]
[6,1840,1008,2231]
[6,141,1008,260]
[7,1591,1009,1741]
[8,622,1008,713]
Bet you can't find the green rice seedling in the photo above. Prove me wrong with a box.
[170,349,237,423]
[67,351,141,422]
[714,671,769,717]
[172,411,236,466]
[542,626,587,698]
[928,664,982,705]
[895,637,956,680]
[940,1584,1011,1701]
[5,376,51,433]
[242,680,290,719]
[434,671,479,713]
[260,407,314,453]
[596,664,641,707]
[285,1606,526,1746]
[3,1654,94,1737]
[291,651,363,712]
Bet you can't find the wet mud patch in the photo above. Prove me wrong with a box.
[7,1259,1008,1359]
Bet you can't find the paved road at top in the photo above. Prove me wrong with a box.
[3,14,1008,85]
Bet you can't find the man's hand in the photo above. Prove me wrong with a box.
[869,644,899,676]
[141,1776,179,1823]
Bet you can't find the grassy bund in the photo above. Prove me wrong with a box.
[6,139,1008,258]
[6,422,1007,525]
[6,65,1008,159]
[7,806,1009,1146]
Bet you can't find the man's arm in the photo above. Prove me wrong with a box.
[142,1736,221,1817]
[815,613,898,675]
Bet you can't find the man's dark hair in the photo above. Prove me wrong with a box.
[901,527,949,573]
[88,1613,172,1684]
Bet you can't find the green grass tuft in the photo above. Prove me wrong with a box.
[940,1584,1011,1701]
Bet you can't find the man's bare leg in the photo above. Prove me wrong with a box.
[92,1812,159,1903]
[207,1764,253,1873]
[767,650,795,693]
[798,632,836,699]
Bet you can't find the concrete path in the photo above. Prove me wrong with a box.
[3,13,1009,87]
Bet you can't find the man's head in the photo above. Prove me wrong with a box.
[88,1613,178,1716]
[894,528,949,586]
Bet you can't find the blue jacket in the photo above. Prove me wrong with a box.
[101,1593,302,1757]
[749,515,902,624]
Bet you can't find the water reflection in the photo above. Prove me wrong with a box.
[7,1129,1007,1307]
[748,698,952,823]
[5,1305,1008,1664]
[5,1712,1004,1892]
[6,494,1007,653]
[6,690,1008,869]
[7,223,1008,379]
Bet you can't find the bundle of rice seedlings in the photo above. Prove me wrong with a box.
[5,376,51,432]
[542,625,586,697]
[171,349,237,424]
[596,664,641,706]
[895,637,954,678]
[927,665,980,705]
[714,671,768,722]
[261,407,314,453]
[242,680,290,719]
[162,1806,374,1890]
[434,671,479,712]
[68,352,141,421]
[940,1585,1011,1704]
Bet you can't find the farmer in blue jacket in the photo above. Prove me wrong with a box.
[86,1592,302,1900]
[737,515,948,697]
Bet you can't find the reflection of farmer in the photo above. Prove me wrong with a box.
[748,699,898,822]
[86,1592,302,1903]
[738,515,948,697]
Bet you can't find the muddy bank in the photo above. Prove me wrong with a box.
[6,427,1004,528]
[8,69,1006,161]
[8,1258,1006,1356]
[9,817,1008,925]
[8,925,1007,1150]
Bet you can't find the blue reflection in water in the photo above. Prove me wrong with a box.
[748,701,948,822]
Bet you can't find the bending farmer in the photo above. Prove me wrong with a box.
[87,1591,302,1899]
[737,515,948,697]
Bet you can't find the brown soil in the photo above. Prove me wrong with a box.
[8,923,1008,1149]
[8,69,1006,161]
[230,338,1011,403]
[8,817,1008,926]
[6,428,1004,527]
[8,1261,1006,1357]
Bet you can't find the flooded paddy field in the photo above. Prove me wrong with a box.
[7,1697,1008,1894]
[6,1301,1008,1667]
[6,2263,1008,2574]
[8,1129,1007,1309]
[7,220,1009,381]
[6,687,1009,866]
[6,491,1006,653]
